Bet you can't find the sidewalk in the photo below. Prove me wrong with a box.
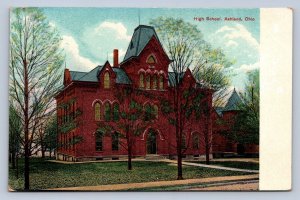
[178,161,259,173]
[46,174,259,191]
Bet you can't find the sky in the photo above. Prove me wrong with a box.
[42,8,260,90]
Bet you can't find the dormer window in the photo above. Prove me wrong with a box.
[147,55,156,64]
[104,72,110,89]
[146,75,150,90]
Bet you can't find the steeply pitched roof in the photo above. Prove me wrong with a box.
[123,25,160,62]
[213,88,242,115]
[112,68,132,84]
[79,66,103,82]
[70,71,86,81]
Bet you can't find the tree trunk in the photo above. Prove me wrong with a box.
[16,153,19,179]
[11,152,16,169]
[177,146,183,180]
[128,141,132,170]
[49,148,52,158]
[41,146,45,158]
[24,59,30,190]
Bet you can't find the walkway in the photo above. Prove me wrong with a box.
[178,161,259,173]
[47,174,259,191]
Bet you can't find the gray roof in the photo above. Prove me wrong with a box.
[123,25,160,62]
[213,88,242,115]
[70,71,86,81]
[69,65,131,84]
[79,66,103,82]
[112,68,132,84]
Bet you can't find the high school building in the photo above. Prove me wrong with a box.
[55,25,257,162]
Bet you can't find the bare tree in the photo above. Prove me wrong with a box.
[97,86,152,170]
[150,17,205,180]
[9,8,64,190]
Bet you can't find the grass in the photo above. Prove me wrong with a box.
[186,161,259,170]
[9,158,253,191]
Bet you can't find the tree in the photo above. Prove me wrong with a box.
[44,116,58,158]
[192,44,233,164]
[150,17,206,180]
[9,104,21,177]
[9,8,64,190]
[225,69,259,145]
[97,86,152,170]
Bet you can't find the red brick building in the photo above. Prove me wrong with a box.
[212,88,259,157]
[55,25,214,161]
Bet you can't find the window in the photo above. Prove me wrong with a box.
[181,134,186,149]
[113,103,119,121]
[153,105,158,119]
[104,72,110,89]
[95,102,101,121]
[104,102,111,121]
[192,133,200,150]
[144,104,152,121]
[146,75,150,90]
[147,55,156,64]
[159,75,164,90]
[95,131,103,151]
[112,132,119,151]
[152,75,157,90]
[139,73,144,89]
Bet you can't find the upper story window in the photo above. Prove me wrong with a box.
[152,75,157,90]
[153,105,158,119]
[104,102,111,121]
[146,75,151,90]
[113,103,120,121]
[95,102,101,121]
[147,55,156,64]
[104,72,110,89]
[139,73,144,89]
[159,75,164,90]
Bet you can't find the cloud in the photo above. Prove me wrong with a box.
[94,21,131,41]
[216,24,259,50]
[236,62,260,73]
[226,40,238,47]
[61,35,98,71]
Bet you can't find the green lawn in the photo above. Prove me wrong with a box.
[186,161,259,170]
[9,158,253,191]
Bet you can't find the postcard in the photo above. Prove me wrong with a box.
[8,7,292,191]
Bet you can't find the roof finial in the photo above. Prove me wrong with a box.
[106,52,108,61]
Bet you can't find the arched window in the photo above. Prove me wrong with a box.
[104,102,111,121]
[112,132,119,151]
[147,55,156,64]
[95,131,103,151]
[113,103,119,121]
[104,72,110,89]
[159,75,164,90]
[139,73,144,89]
[146,75,150,90]
[153,105,158,119]
[152,75,158,90]
[95,102,101,121]
[192,133,200,150]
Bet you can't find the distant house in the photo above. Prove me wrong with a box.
[212,88,259,157]
[55,25,214,162]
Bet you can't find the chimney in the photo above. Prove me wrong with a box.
[113,49,119,67]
